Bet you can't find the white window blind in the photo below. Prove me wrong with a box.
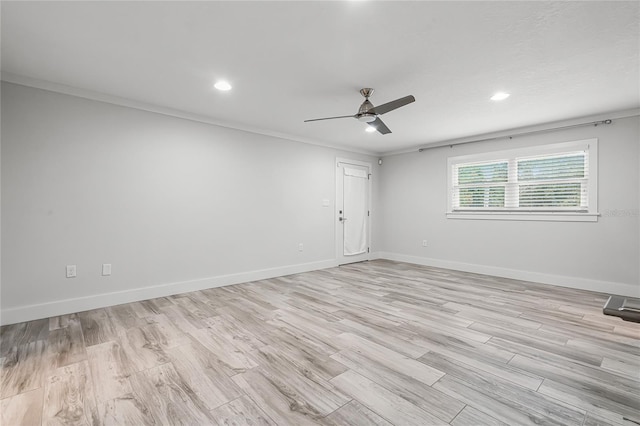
[516,152,588,209]
[447,139,598,221]
[452,160,508,209]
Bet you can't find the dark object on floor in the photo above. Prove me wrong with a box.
[603,295,640,323]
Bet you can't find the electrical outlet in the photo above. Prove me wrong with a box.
[298,243,304,251]
[66,265,77,278]
[102,263,112,276]
[422,240,428,247]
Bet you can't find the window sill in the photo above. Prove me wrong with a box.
[446,211,599,222]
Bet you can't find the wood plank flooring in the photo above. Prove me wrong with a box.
[1,260,639,425]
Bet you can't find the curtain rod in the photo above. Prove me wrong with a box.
[417,119,613,152]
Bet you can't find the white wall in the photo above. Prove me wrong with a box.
[379,114,640,297]
[1,82,379,323]
[2,81,638,325]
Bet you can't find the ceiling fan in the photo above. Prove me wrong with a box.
[304,88,415,135]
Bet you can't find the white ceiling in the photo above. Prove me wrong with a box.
[2,1,639,155]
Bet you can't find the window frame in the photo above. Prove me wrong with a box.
[446,139,599,222]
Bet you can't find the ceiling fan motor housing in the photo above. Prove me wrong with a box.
[357,89,377,122]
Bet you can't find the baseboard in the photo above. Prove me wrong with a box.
[4,253,637,325]
[0,259,338,325]
[369,251,383,260]
[377,252,640,298]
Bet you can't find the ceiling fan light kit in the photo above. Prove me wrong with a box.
[358,114,377,123]
[304,88,415,135]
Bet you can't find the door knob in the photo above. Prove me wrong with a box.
[339,217,347,222]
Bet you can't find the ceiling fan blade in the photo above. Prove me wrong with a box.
[370,117,391,135]
[370,95,415,115]
[304,115,355,122]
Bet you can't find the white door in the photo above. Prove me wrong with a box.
[336,159,370,265]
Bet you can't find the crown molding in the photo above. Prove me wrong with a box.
[383,107,640,157]
[1,72,380,157]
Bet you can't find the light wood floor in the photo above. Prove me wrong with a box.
[1,260,639,425]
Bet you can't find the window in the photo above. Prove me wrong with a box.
[447,139,598,221]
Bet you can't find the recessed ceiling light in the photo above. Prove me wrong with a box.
[214,81,232,91]
[490,92,510,101]
[365,125,377,133]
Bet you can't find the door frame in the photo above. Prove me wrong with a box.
[335,157,372,265]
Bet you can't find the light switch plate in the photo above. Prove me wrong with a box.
[102,263,112,276]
